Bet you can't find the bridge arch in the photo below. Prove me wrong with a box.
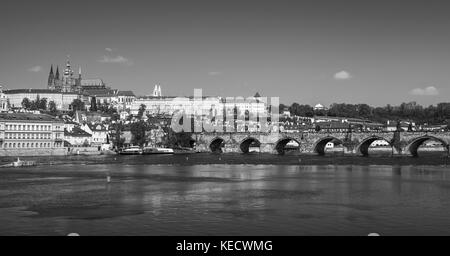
[356,136,393,156]
[274,137,300,155]
[209,137,225,153]
[406,135,449,157]
[313,136,343,156]
[239,137,261,153]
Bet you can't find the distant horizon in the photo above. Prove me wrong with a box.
[2,82,448,109]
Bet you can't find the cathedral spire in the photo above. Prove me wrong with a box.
[153,84,158,97]
[55,66,60,80]
[48,65,55,88]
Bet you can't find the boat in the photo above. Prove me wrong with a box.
[0,158,37,168]
[248,146,260,153]
[118,146,143,155]
[142,147,174,155]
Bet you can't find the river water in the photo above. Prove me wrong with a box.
[1,154,450,235]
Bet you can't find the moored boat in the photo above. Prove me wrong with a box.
[142,147,174,155]
[118,146,143,155]
[0,158,37,168]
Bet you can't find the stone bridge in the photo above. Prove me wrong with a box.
[191,131,450,156]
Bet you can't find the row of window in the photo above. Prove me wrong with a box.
[4,124,52,131]
[2,142,62,148]
[4,133,52,140]
[119,98,134,103]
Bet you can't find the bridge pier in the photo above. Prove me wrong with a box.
[343,147,356,156]
[392,147,402,156]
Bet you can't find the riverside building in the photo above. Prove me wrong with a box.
[130,86,267,117]
[0,113,66,156]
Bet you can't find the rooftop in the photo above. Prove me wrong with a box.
[84,89,117,97]
[0,113,61,122]
[64,126,92,137]
[118,91,136,97]
[4,89,79,95]
[81,79,105,86]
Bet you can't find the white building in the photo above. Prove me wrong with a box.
[0,86,8,112]
[0,113,65,154]
[64,126,92,147]
[4,89,81,111]
[130,86,267,118]
[314,103,326,111]
[116,91,136,110]
[80,123,109,146]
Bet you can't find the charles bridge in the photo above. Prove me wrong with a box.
[191,131,450,156]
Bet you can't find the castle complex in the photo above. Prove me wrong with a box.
[47,57,106,93]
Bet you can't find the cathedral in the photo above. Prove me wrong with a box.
[47,58,82,93]
[48,57,106,93]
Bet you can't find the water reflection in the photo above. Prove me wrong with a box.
[0,163,450,235]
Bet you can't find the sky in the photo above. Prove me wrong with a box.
[0,0,449,107]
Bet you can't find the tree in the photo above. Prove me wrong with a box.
[112,122,125,149]
[30,100,38,110]
[130,120,147,146]
[21,98,31,109]
[90,97,98,112]
[357,104,372,118]
[137,104,146,119]
[111,113,120,122]
[289,103,314,117]
[279,103,288,114]
[163,127,194,148]
[38,98,47,110]
[48,101,57,115]
[70,99,85,111]
[315,124,321,132]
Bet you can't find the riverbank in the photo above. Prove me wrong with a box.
[1,152,449,167]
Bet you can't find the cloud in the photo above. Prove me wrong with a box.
[208,71,222,76]
[98,55,133,66]
[410,86,439,96]
[105,48,113,52]
[28,65,42,72]
[333,70,352,80]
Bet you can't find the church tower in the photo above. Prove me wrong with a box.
[55,66,60,80]
[47,65,55,89]
[74,66,82,93]
[152,84,162,97]
[62,57,74,92]
[153,84,159,97]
